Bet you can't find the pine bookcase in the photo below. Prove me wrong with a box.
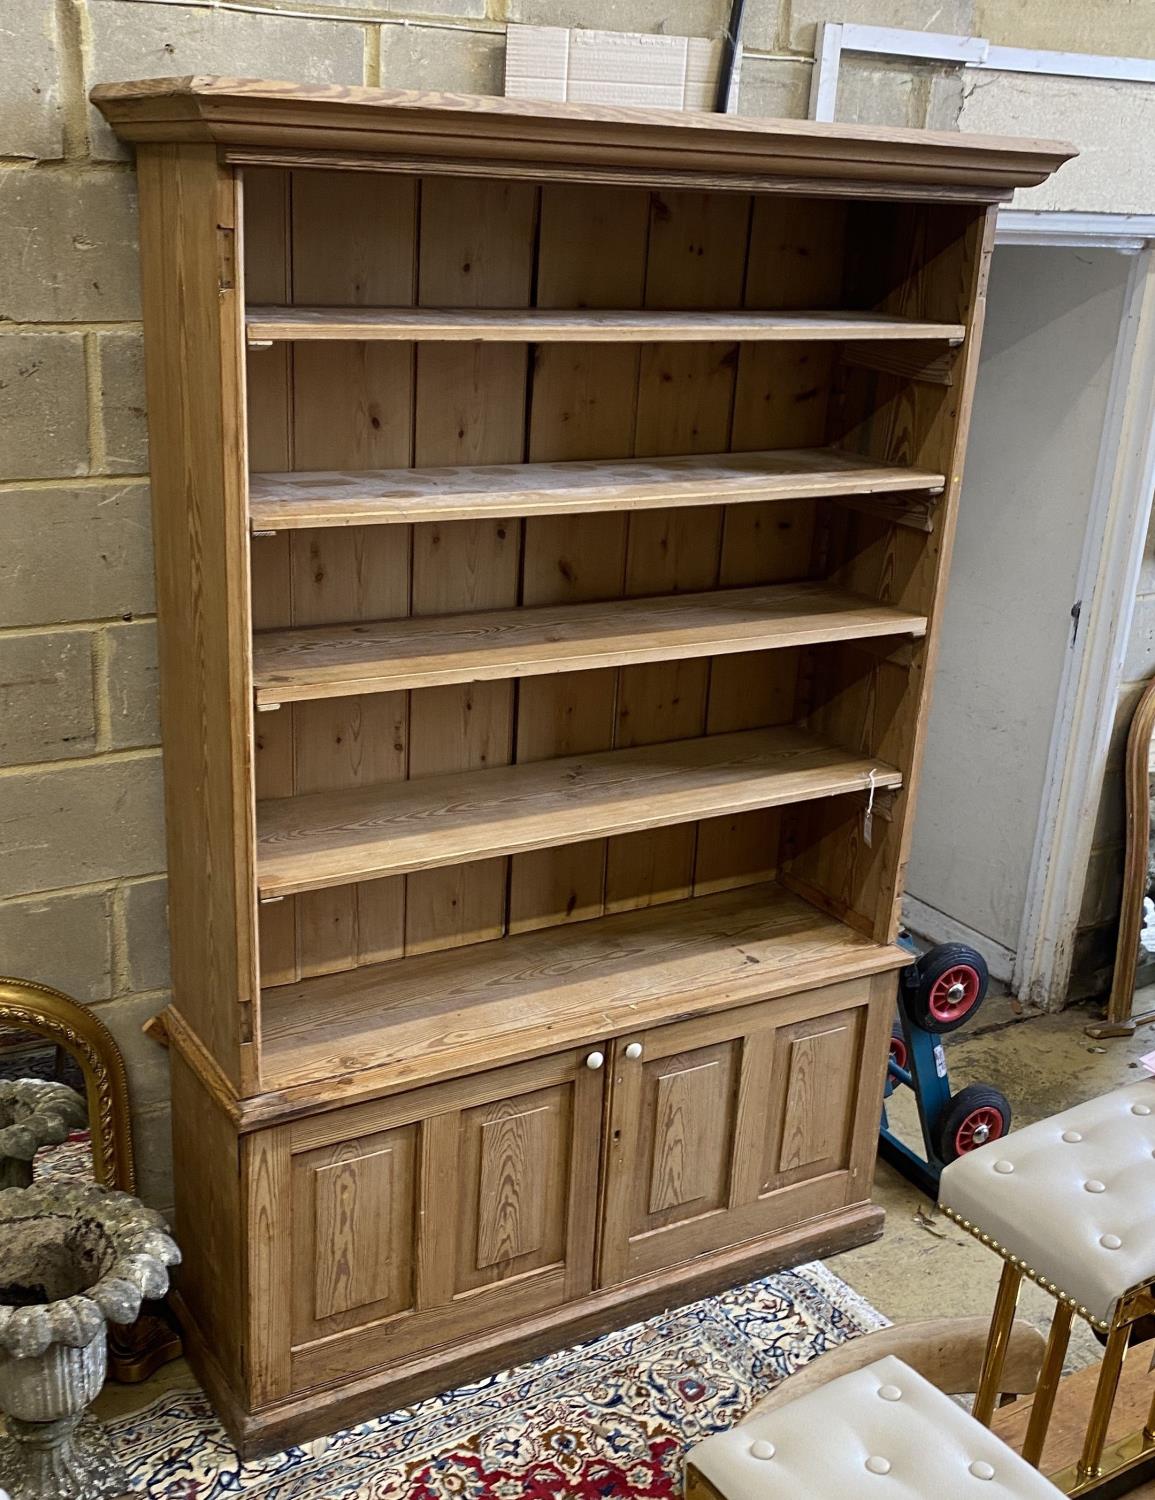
[93,78,1071,1456]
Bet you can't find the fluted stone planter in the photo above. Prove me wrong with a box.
[0,1082,88,1191]
[0,1184,180,1500]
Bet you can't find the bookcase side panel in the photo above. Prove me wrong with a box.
[137,145,259,1091]
[783,202,998,944]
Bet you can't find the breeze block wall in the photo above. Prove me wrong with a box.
[2,0,1149,1208]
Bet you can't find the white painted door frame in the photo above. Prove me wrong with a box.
[807,23,1155,122]
[809,25,1155,1006]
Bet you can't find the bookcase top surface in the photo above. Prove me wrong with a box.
[91,76,1074,200]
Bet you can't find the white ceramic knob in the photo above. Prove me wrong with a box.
[586,1051,605,1070]
[625,1042,643,1060]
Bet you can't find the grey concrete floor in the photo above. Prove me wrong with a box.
[830,993,1154,1372]
[97,998,1155,1428]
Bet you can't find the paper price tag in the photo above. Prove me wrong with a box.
[864,769,877,848]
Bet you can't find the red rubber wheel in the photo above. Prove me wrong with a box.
[936,1085,1011,1164]
[928,964,983,1027]
[908,944,990,1034]
[954,1104,1005,1155]
[888,1023,909,1072]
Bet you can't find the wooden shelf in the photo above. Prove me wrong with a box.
[258,881,909,1100]
[256,726,902,898]
[252,583,928,705]
[248,447,946,530]
[245,306,967,345]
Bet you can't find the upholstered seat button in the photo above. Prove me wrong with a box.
[993,1160,1014,1174]
[866,1456,892,1475]
[1132,1102,1152,1116]
[1100,1234,1122,1250]
[969,1460,995,1480]
[749,1440,775,1460]
[1084,1180,1106,1193]
[878,1384,902,1401]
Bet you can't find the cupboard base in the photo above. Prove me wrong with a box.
[175,1202,883,1461]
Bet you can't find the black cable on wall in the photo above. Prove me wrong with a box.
[714,0,747,112]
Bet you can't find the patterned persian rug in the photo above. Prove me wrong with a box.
[33,1128,93,1185]
[107,1261,884,1499]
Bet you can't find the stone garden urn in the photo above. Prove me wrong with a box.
[0,1082,88,1190]
[0,1182,180,1500]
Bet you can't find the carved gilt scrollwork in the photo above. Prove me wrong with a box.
[0,977,136,1194]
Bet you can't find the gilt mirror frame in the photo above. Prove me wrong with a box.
[0,975,136,1193]
[1104,676,1155,1033]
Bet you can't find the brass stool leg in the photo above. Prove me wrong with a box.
[1145,1366,1155,1443]
[974,1264,1023,1427]
[1077,1320,1131,1481]
[1021,1302,1073,1469]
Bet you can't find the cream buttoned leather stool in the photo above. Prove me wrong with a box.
[685,1349,1063,1500]
[939,1081,1155,1495]
[685,1317,1051,1499]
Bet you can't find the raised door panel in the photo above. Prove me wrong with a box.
[639,1043,738,1229]
[283,1049,603,1393]
[764,1013,859,1191]
[599,975,888,1286]
[291,1124,417,1344]
[456,1084,572,1291]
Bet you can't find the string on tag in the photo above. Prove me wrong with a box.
[863,767,877,848]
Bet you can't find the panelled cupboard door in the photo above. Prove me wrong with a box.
[281,1048,603,1394]
[598,976,890,1285]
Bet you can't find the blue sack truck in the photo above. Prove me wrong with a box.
[880,941,1012,1198]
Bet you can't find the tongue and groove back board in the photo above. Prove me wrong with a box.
[92,78,1072,1457]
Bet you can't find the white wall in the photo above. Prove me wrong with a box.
[905,245,1131,973]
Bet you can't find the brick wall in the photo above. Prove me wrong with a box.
[3,0,1151,1208]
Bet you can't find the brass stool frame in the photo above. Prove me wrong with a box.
[943,1205,1155,1497]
